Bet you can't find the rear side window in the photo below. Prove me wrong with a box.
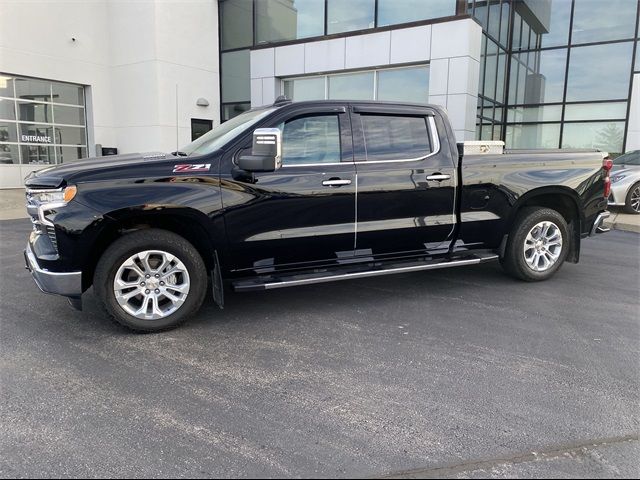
[361,114,431,161]
[613,150,640,166]
[280,114,341,165]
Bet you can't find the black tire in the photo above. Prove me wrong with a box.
[94,229,207,332]
[501,207,570,282]
[623,182,640,214]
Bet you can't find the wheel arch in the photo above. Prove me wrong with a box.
[81,206,222,291]
[505,187,582,263]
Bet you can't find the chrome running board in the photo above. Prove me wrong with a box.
[233,252,499,292]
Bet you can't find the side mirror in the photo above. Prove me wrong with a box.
[237,128,282,172]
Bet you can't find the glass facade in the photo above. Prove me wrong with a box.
[0,74,87,165]
[218,0,461,121]
[218,0,638,154]
[283,65,430,103]
[471,0,639,156]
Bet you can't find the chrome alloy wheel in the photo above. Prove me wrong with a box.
[523,221,563,272]
[113,250,191,320]
[631,185,640,212]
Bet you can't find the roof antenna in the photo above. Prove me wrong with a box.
[175,83,179,152]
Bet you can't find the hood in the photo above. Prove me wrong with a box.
[23,152,174,188]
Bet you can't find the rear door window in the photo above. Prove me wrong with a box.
[360,114,432,161]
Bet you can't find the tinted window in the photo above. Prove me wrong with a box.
[221,50,250,103]
[561,122,626,155]
[376,67,429,104]
[377,0,455,27]
[565,43,633,102]
[572,0,637,44]
[284,77,325,101]
[53,105,85,125]
[505,123,561,149]
[361,115,431,161]
[508,49,567,104]
[614,151,640,166]
[328,72,374,100]
[256,0,324,43]
[52,81,84,106]
[281,115,341,165]
[220,0,253,50]
[327,0,374,34]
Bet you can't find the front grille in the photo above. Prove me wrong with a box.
[46,225,58,250]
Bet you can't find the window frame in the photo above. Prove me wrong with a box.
[230,104,354,168]
[349,106,441,164]
[278,112,344,167]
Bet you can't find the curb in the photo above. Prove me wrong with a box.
[605,221,640,234]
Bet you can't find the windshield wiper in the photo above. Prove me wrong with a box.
[171,151,189,157]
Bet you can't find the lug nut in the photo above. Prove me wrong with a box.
[155,289,160,294]
[141,282,145,286]
[145,274,150,278]
[160,281,165,286]
[155,274,160,278]
[145,289,150,294]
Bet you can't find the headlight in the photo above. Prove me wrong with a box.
[28,186,77,227]
[31,185,77,205]
[611,174,626,183]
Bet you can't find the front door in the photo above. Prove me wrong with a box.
[222,105,357,274]
[351,105,457,259]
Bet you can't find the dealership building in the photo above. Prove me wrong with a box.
[1,0,639,188]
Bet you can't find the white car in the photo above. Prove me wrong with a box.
[609,150,640,214]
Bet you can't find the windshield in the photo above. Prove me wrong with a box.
[180,107,277,156]
[613,150,640,166]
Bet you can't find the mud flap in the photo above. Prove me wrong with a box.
[212,250,224,309]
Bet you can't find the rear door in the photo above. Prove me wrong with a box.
[351,105,457,259]
[221,104,357,274]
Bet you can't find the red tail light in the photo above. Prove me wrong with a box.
[603,157,613,197]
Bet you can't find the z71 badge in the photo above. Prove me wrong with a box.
[172,163,211,173]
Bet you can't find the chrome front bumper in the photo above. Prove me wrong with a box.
[24,243,82,297]
[590,211,611,236]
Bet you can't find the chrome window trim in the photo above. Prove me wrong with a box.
[353,115,440,165]
[281,162,346,168]
[280,116,441,168]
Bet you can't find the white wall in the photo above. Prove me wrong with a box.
[0,0,220,187]
[250,18,483,143]
[625,73,640,152]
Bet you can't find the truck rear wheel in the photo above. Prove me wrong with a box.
[94,229,207,332]
[501,207,570,282]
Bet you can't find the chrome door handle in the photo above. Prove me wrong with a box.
[322,179,352,187]
[426,174,451,181]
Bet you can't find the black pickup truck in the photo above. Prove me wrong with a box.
[24,99,611,331]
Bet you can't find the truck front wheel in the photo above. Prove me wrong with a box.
[501,207,570,282]
[94,229,207,332]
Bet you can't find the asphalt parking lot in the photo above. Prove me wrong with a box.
[1,218,638,479]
